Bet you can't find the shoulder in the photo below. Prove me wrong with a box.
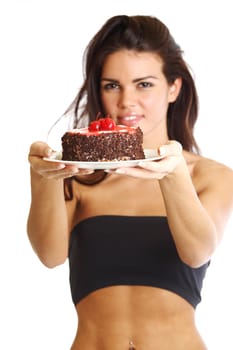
[193,153,233,185]
[185,151,233,213]
[184,151,233,181]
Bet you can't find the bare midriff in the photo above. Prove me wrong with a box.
[70,285,207,350]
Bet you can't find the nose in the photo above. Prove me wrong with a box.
[117,88,136,109]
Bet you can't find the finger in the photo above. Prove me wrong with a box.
[37,162,66,174]
[105,166,165,179]
[158,140,183,157]
[138,161,171,179]
[28,141,52,159]
[45,169,94,180]
[78,169,95,175]
[39,165,94,179]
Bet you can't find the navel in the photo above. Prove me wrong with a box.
[129,340,136,350]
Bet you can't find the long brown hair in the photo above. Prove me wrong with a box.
[64,15,200,198]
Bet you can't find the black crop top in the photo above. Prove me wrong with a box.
[68,215,209,308]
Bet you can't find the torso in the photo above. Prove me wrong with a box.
[67,151,222,349]
[71,286,207,350]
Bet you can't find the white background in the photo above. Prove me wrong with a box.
[0,1,232,349]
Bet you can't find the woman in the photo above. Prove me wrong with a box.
[27,15,233,349]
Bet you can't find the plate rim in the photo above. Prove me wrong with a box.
[43,149,163,169]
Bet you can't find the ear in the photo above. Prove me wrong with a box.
[168,78,182,103]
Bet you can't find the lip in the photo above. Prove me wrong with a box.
[117,115,143,127]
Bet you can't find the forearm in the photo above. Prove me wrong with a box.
[27,168,69,267]
[159,158,217,267]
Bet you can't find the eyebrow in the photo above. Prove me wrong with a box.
[100,75,159,83]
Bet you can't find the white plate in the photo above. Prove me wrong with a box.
[43,149,163,170]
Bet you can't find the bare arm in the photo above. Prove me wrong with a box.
[27,142,80,267]
[158,157,233,267]
[27,170,69,267]
[112,141,233,267]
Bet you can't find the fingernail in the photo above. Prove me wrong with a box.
[104,169,125,174]
[46,148,53,156]
[115,168,125,174]
[158,146,166,156]
[57,163,66,169]
[104,169,115,173]
[84,170,94,174]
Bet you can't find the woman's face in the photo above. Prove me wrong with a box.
[100,49,181,146]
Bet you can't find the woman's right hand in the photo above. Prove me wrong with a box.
[28,141,93,180]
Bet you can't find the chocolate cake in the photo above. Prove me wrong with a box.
[61,117,145,162]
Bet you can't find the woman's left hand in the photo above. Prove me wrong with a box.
[107,140,184,179]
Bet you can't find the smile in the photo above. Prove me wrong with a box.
[117,115,143,127]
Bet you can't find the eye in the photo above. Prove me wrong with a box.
[138,81,154,88]
[102,82,120,90]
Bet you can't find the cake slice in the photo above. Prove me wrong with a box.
[61,116,145,162]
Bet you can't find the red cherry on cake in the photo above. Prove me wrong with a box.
[99,117,116,130]
[88,120,101,131]
[88,115,116,132]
